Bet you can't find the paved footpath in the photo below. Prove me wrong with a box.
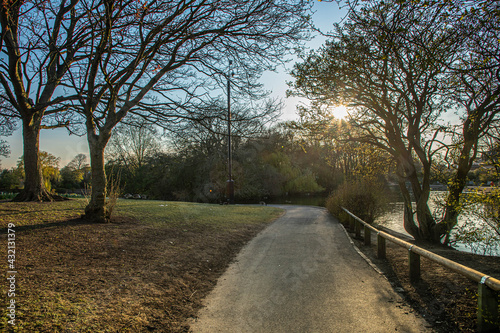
[190,205,433,333]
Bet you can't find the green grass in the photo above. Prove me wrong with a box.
[114,199,283,229]
[0,198,283,229]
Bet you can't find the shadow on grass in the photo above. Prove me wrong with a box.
[0,217,100,234]
[0,207,84,216]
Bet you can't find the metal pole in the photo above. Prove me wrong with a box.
[226,61,234,204]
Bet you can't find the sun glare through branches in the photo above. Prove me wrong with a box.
[332,105,349,119]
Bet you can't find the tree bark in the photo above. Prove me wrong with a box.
[12,117,53,202]
[399,179,420,239]
[396,153,439,242]
[84,132,111,223]
[438,112,483,243]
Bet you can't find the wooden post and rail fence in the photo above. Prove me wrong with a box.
[341,207,500,333]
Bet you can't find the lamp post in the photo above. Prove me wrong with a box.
[226,61,235,204]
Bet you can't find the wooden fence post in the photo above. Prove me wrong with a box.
[478,277,499,332]
[408,247,420,283]
[355,220,361,238]
[349,215,355,233]
[377,233,386,259]
[364,225,371,246]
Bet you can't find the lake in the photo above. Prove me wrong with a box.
[376,191,500,256]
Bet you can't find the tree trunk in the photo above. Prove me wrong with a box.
[439,119,480,244]
[413,183,437,241]
[12,117,53,202]
[84,133,111,223]
[397,155,440,243]
[399,179,420,239]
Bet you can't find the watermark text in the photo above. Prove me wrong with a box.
[6,222,16,326]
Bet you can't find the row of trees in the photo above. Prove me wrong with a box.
[0,0,315,222]
[2,104,399,205]
[104,120,326,202]
[0,153,90,192]
[0,116,369,203]
[102,108,393,202]
[2,0,498,246]
[289,0,500,244]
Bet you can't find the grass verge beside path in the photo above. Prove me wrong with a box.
[0,199,283,332]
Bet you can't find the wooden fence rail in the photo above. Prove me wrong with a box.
[341,207,500,333]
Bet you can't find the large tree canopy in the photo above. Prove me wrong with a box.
[56,0,312,221]
[289,0,500,243]
[0,0,98,201]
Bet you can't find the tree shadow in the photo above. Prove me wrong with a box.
[0,217,99,234]
[0,207,84,216]
[353,232,468,333]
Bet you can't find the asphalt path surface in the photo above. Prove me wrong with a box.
[190,205,433,332]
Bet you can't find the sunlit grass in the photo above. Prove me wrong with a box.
[0,198,283,230]
[115,199,283,229]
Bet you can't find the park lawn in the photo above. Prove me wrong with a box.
[0,199,283,332]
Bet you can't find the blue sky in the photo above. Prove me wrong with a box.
[1,2,346,170]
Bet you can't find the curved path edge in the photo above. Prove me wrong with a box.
[189,205,433,333]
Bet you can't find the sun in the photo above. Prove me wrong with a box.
[332,105,350,119]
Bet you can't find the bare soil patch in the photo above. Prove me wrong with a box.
[348,227,500,332]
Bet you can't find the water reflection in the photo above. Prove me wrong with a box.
[376,191,500,256]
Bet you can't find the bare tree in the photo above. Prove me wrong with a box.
[106,119,160,174]
[289,0,500,243]
[67,153,89,171]
[0,0,94,201]
[170,98,282,154]
[63,0,311,222]
[0,98,16,163]
[440,0,500,242]
[0,138,9,163]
